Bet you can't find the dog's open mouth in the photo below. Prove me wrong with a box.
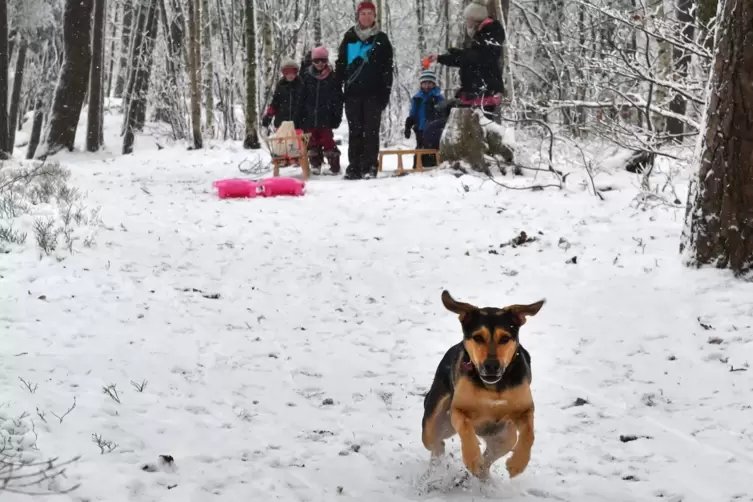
[478,371,503,385]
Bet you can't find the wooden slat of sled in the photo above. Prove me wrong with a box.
[377,149,440,175]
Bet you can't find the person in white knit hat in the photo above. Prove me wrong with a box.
[426,0,505,118]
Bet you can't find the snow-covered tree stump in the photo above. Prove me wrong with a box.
[439,107,514,173]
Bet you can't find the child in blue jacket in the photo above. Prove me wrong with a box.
[404,70,444,167]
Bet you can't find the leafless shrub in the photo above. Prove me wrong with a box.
[0,224,27,245]
[0,191,28,219]
[18,377,37,394]
[102,384,121,404]
[0,449,81,495]
[237,156,269,177]
[130,379,148,392]
[0,160,100,257]
[91,434,118,454]
[0,412,80,495]
[49,398,77,424]
[33,217,58,255]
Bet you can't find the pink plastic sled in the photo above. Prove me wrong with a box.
[257,177,305,197]
[213,179,259,199]
[213,177,305,199]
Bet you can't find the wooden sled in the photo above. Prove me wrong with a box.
[268,133,312,180]
[377,149,441,175]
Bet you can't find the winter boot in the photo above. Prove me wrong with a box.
[307,148,323,175]
[344,162,363,180]
[362,164,378,180]
[422,152,438,168]
[323,149,341,175]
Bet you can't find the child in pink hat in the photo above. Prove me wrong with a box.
[294,46,344,175]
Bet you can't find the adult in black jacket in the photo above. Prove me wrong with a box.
[294,46,344,174]
[261,59,303,129]
[429,0,505,117]
[335,1,394,180]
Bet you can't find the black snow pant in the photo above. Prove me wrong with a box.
[414,130,437,168]
[345,95,383,178]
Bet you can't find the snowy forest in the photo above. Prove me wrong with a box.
[0,0,720,156]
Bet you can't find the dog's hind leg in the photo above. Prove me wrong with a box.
[480,421,518,477]
[422,391,454,457]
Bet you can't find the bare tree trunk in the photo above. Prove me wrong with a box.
[499,0,510,22]
[697,0,718,50]
[442,0,450,91]
[202,0,214,135]
[7,29,14,64]
[260,6,274,100]
[313,0,322,45]
[187,0,203,148]
[375,0,383,26]
[681,0,753,276]
[26,44,58,159]
[37,0,95,158]
[666,0,696,140]
[114,0,134,97]
[123,0,159,153]
[99,54,105,145]
[121,0,147,134]
[292,0,300,49]
[215,0,234,140]
[156,0,187,138]
[0,0,9,154]
[8,39,27,154]
[415,0,425,59]
[243,0,260,149]
[106,0,120,97]
[87,0,106,152]
[26,100,45,159]
[178,0,192,71]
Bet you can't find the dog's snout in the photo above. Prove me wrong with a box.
[482,359,501,374]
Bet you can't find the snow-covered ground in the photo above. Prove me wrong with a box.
[1,110,752,502]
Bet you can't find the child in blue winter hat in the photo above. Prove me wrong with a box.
[404,69,444,167]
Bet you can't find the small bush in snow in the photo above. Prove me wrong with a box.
[91,433,118,454]
[0,409,81,495]
[0,224,27,245]
[0,159,100,257]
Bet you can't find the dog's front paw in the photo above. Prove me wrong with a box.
[461,441,483,477]
[505,453,530,478]
[429,441,445,458]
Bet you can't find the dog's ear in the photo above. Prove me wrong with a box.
[505,299,545,326]
[441,290,478,322]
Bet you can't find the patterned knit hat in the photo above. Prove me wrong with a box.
[419,70,438,85]
[464,0,489,22]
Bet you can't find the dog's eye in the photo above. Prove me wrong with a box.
[472,334,485,344]
[499,335,511,344]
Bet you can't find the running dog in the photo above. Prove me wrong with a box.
[421,290,545,479]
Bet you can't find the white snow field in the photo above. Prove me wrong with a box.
[2,118,753,502]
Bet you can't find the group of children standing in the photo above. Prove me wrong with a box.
[262,48,446,175]
[261,47,343,175]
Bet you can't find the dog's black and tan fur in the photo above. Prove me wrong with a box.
[421,290,545,479]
